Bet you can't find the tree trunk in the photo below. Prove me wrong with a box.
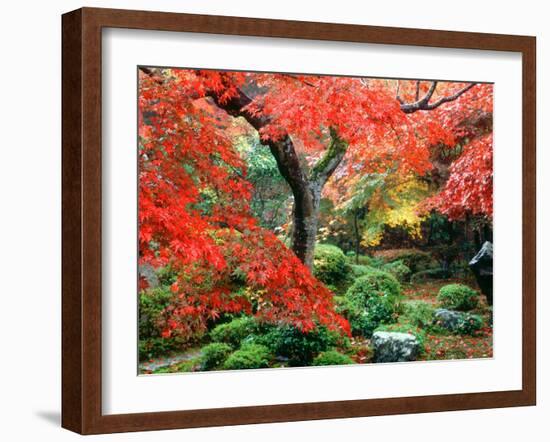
[290,182,321,268]
[206,83,347,269]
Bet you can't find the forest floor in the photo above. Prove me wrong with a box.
[403,279,493,361]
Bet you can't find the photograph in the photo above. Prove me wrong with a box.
[137,67,494,374]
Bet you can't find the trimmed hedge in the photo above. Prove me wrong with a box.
[210,317,258,348]
[222,344,271,370]
[402,301,436,329]
[313,244,348,286]
[312,350,355,366]
[437,284,479,311]
[199,342,232,371]
[374,249,435,273]
[342,270,401,337]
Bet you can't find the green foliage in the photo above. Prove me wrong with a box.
[222,344,272,370]
[139,337,182,361]
[240,134,291,230]
[410,268,449,284]
[254,324,342,367]
[342,270,401,337]
[156,265,178,286]
[346,270,401,306]
[376,249,435,273]
[313,244,348,286]
[437,284,479,311]
[457,314,484,336]
[210,316,258,348]
[381,260,411,282]
[349,264,377,278]
[402,301,436,329]
[199,342,233,371]
[139,285,184,360]
[139,286,173,340]
[312,350,355,366]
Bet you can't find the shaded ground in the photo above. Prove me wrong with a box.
[139,348,201,374]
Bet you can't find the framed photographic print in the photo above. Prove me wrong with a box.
[62,7,536,434]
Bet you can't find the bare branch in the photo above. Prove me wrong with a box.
[400,81,476,113]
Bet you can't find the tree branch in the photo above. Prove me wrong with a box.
[310,128,348,186]
[399,81,476,114]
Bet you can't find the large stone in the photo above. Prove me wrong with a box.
[434,308,463,332]
[469,241,493,305]
[372,331,419,363]
[138,264,159,289]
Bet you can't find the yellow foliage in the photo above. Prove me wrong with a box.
[363,175,429,245]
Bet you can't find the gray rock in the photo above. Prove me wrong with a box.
[469,241,493,305]
[434,308,463,331]
[139,264,159,289]
[372,331,419,363]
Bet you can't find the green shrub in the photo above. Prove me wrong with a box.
[382,260,411,282]
[402,301,436,329]
[343,270,401,337]
[199,342,232,370]
[139,286,174,340]
[410,268,449,284]
[313,244,348,285]
[210,316,258,348]
[375,249,435,273]
[222,344,271,370]
[346,270,401,306]
[437,284,479,311]
[457,314,484,335]
[139,337,182,361]
[350,254,386,268]
[255,324,342,367]
[139,285,185,360]
[349,264,377,278]
[312,350,355,366]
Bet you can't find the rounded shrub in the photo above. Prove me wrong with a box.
[210,316,258,348]
[222,344,271,370]
[313,244,348,286]
[375,249,435,273]
[343,270,401,337]
[382,260,412,282]
[312,350,355,366]
[437,284,479,311]
[402,301,436,329]
[346,270,401,306]
[199,342,232,371]
[349,264,377,278]
[256,324,341,367]
[457,314,484,335]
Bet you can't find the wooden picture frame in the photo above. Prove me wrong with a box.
[62,6,536,434]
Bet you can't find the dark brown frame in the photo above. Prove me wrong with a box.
[62,6,536,435]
